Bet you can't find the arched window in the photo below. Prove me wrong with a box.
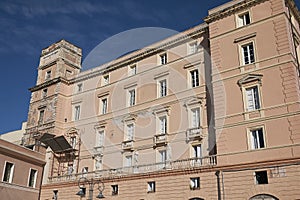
[250,194,279,200]
[189,198,204,200]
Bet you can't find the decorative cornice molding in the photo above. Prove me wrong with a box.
[29,77,69,92]
[205,0,267,23]
[286,0,300,23]
[234,32,257,43]
[69,24,208,84]
[237,73,263,86]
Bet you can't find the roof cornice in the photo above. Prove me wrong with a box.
[70,24,208,84]
[29,77,69,92]
[286,0,300,23]
[205,0,267,23]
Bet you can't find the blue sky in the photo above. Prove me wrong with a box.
[0,0,299,134]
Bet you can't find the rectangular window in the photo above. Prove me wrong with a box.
[94,157,102,171]
[126,124,134,141]
[125,155,133,167]
[147,181,155,193]
[246,86,260,111]
[3,162,14,183]
[190,69,199,87]
[70,136,76,149]
[238,12,251,27]
[159,79,167,97]
[38,110,45,124]
[129,65,137,76]
[129,89,136,106]
[45,70,51,80]
[255,171,268,184]
[160,53,167,65]
[77,83,83,93]
[28,169,37,188]
[42,89,48,98]
[189,42,198,54]
[74,105,81,121]
[112,185,118,195]
[191,108,200,128]
[192,144,202,159]
[97,130,104,147]
[242,43,255,65]
[159,116,167,134]
[190,177,200,190]
[82,167,88,174]
[250,128,265,149]
[103,75,109,85]
[101,98,107,114]
[159,150,167,163]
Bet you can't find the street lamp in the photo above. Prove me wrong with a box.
[76,177,105,199]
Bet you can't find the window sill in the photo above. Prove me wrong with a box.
[190,187,200,190]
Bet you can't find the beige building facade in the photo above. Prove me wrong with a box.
[21,0,300,199]
[0,139,45,200]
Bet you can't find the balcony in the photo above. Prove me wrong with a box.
[122,140,134,151]
[153,133,167,148]
[186,127,203,142]
[93,146,104,156]
[48,155,217,183]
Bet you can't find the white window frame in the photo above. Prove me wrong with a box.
[158,79,167,98]
[70,136,77,149]
[101,98,108,114]
[245,85,261,111]
[190,107,200,128]
[158,149,167,163]
[188,41,198,55]
[158,115,167,135]
[241,42,255,65]
[124,154,133,167]
[102,74,110,85]
[147,181,155,193]
[73,105,81,121]
[2,161,14,183]
[128,89,136,107]
[191,144,202,159]
[190,69,200,88]
[159,53,167,65]
[237,11,251,27]
[190,177,200,190]
[94,156,102,171]
[249,127,266,150]
[128,64,137,76]
[126,123,134,141]
[96,130,105,147]
[28,168,38,188]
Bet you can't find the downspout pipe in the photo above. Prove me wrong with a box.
[215,170,222,200]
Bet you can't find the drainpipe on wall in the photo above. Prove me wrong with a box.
[215,170,222,200]
[221,171,225,200]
